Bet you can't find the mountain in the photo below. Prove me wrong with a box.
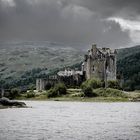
[0,41,140,90]
[0,41,84,88]
[117,45,140,90]
[0,41,84,78]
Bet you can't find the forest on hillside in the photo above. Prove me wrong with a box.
[117,46,140,91]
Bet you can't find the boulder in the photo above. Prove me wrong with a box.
[0,97,27,108]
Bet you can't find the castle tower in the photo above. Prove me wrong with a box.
[84,44,117,82]
[86,49,92,79]
[36,79,46,91]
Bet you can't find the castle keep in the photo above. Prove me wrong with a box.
[36,44,117,91]
[83,44,117,81]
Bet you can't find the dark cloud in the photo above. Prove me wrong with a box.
[73,0,140,19]
[0,0,133,48]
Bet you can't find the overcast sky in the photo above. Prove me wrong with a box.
[0,0,140,48]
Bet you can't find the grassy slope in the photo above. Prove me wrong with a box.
[0,41,84,80]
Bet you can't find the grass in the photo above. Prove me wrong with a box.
[17,95,129,102]
[16,88,134,102]
[46,96,129,102]
[94,88,127,98]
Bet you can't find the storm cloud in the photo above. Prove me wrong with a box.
[72,0,140,19]
[0,0,140,48]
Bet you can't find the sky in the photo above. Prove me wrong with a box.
[0,0,140,48]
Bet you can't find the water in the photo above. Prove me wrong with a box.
[0,101,140,140]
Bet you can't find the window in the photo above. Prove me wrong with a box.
[93,65,95,71]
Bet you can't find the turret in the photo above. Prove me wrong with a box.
[91,44,97,57]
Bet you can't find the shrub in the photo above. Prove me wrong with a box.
[45,83,52,90]
[82,86,97,97]
[47,83,67,98]
[107,80,120,89]
[123,80,135,91]
[47,88,58,98]
[81,78,102,89]
[55,83,67,95]
[94,88,126,97]
[10,88,20,99]
[89,79,102,88]
[28,84,35,90]
[26,92,35,98]
[134,85,140,90]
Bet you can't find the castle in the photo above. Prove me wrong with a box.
[83,44,117,83]
[36,44,117,91]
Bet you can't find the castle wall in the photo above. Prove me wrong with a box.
[36,79,46,91]
[36,76,58,91]
[84,44,117,81]
[86,55,92,79]
[92,59,105,80]
[106,55,117,80]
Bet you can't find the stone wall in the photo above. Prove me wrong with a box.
[84,44,117,81]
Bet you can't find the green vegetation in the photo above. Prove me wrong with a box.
[107,80,120,89]
[81,78,102,89]
[45,83,52,90]
[49,96,129,102]
[94,88,126,98]
[16,78,131,102]
[80,78,125,98]
[15,79,123,102]
[9,88,20,99]
[15,84,140,102]
[82,86,96,97]
[17,88,131,102]
[81,78,101,97]
[47,83,67,98]
[67,89,84,97]
[8,79,129,102]
[26,92,35,98]
[0,41,83,89]
[117,45,140,91]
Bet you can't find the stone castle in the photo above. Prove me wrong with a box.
[83,44,117,80]
[36,44,117,91]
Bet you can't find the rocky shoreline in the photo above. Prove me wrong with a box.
[0,97,27,109]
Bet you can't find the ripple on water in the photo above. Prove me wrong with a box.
[0,101,140,140]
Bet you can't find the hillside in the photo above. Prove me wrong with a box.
[0,41,84,88]
[117,45,140,90]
